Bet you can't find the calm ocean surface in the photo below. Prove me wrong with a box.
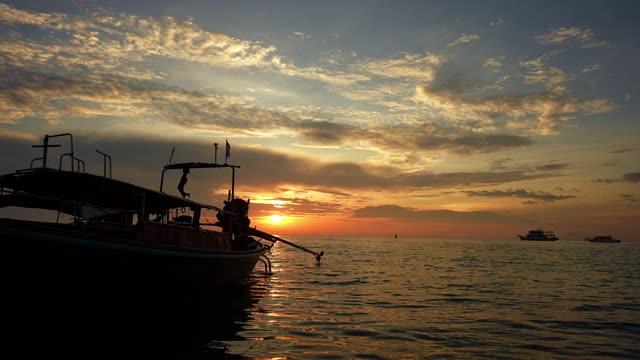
[12,236,638,358]
[213,236,640,359]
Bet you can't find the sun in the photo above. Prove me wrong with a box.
[268,215,286,224]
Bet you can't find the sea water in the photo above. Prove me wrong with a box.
[214,236,640,359]
[11,237,638,358]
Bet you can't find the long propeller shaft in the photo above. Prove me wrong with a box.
[248,228,324,263]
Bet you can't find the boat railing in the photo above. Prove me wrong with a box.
[29,133,86,173]
[258,254,272,275]
[59,153,86,173]
[96,150,112,178]
[0,189,224,238]
[0,189,137,225]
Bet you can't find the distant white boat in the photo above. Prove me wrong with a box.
[584,235,620,243]
[517,228,558,241]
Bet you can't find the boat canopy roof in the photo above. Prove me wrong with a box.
[0,168,218,214]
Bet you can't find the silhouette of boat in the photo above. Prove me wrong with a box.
[0,134,322,298]
[584,235,620,243]
[517,228,559,241]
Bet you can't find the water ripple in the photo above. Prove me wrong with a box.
[219,237,640,359]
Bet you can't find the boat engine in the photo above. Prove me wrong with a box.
[216,198,251,234]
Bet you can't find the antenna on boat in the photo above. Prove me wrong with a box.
[168,147,175,165]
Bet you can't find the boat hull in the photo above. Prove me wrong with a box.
[1,219,267,297]
[518,235,558,241]
[1,221,268,353]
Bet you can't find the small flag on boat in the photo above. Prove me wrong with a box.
[225,140,231,164]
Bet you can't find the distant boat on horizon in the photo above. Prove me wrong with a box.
[517,228,559,241]
[585,235,620,243]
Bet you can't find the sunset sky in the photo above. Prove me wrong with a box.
[0,0,638,240]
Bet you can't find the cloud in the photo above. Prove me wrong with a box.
[0,69,539,156]
[489,157,514,170]
[447,34,480,48]
[288,31,311,40]
[581,64,601,73]
[321,49,356,65]
[299,119,535,155]
[623,172,640,183]
[581,41,608,49]
[0,127,39,142]
[397,170,550,189]
[620,194,637,203]
[0,4,369,87]
[594,172,640,184]
[168,139,549,191]
[554,187,580,192]
[483,57,504,68]
[520,53,571,94]
[414,85,616,135]
[609,148,634,154]
[250,197,343,217]
[294,120,364,144]
[276,65,370,86]
[450,134,532,150]
[259,102,539,155]
[0,133,566,227]
[594,178,618,184]
[0,69,274,128]
[490,17,504,28]
[535,27,592,45]
[351,204,522,224]
[0,38,161,80]
[535,163,570,171]
[0,4,619,161]
[0,3,76,31]
[535,27,607,48]
[463,188,577,202]
[0,4,280,70]
[413,131,533,154]
[353,52,445,82]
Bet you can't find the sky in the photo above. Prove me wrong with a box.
[0,0,638,240]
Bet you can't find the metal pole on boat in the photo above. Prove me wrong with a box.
[68,133,74,172]
[277,236,324,263]
[43,135,50,168]
[214,143,218,164]
[231,167,235,200]
[140,190,146,224]
[248,228,324,263]
[168,147,175,165]
[43,135,49,168]
[96,150,112,178]
[31,135,60,168]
